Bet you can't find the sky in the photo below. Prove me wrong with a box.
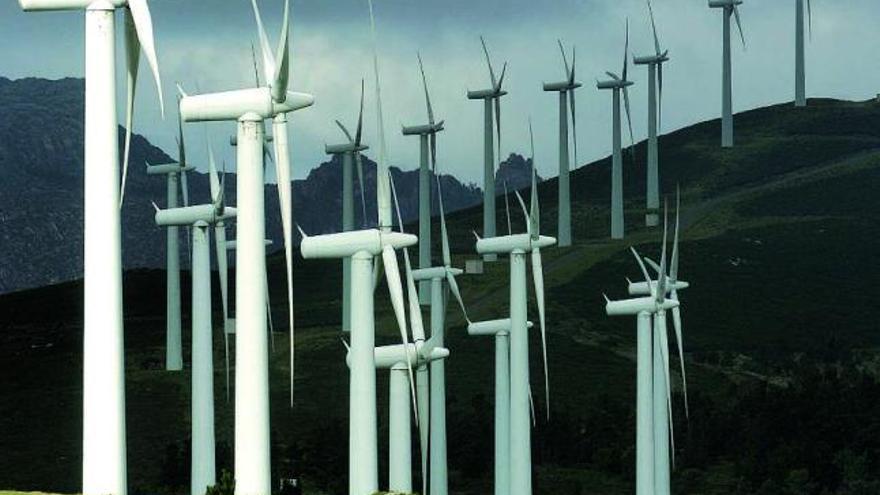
[0,0,878,185]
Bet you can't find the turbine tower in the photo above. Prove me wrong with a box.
[17,1,164,494]
[475,127,555,495]
[407,177,469,495]
[467,37,508,262]
[178,1,313,491]
[146,117,192,370]
[709,0,746,147]
[597,20,635,240]
[542,40,581,247]
[604,230,678,495]
[153,154,236,495]
[402,54,444,303]
[326,81,369,332]
[634,0,669,227]
[795,0,813,107]
[299,226,418,495]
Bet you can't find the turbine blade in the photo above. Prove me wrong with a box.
[416,367,430,495]
[355,79,365,146]
[647,0,661,56]
[429,132,437,174]
[355,152,368,228]
[622,18,630,81]
[266,278,275,352]
[630,247,654,287]
[251,42,261,87]
[437,176,451,266]
[733,5,746,49]
[623,87,635,155]
[367,0,391,230]
[446,270,469,324]
[271,118,297,408]
[214,224,230,402]
[120,9,140,209]
[271,0,291,101]
[671,185,680,280]
[658,62,664,132]
[671,296,689,419]
[606,71,621,81]
[480,35,497,88]
[528,120,539,238]
[807,0,812,40]
[570,45,576,85]
[180,170,189,208]
[657,310,676,467]
[382,244,419,425]
[335,120,354,143]
[569,88,578,167]
[417,52,435,125]
[657,202,669,302]
[528,385,537,427]
[514,190,530,233]
[503,180,512,235]
[250,0,276,84]
[532,248,550,420]
[557,39,571,81]
[494,95,502,171]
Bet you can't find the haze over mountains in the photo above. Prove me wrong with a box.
[0,76,539,293]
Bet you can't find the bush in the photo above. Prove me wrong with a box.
[206,469,235,495]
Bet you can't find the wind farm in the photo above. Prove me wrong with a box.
[1,1,879,495]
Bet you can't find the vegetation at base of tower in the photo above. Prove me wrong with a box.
[205,470,235,495]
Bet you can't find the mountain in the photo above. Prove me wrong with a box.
[2,96,879,495]
[0,77,526,293]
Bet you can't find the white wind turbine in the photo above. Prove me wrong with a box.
[153,155,236,495]
[542,40,581,247]
[604,222,678,495]
[17,0,163,493]
[475,125,555,495]
[794,0,813,107]
[634,0,669,228]
[402,53,445,303]
[326,80,369,333]
[178,1,313,491]
[299,223,419,495]
[597,20,636,240]
[628,194,691,495]
[146,111,192,371]
[467,36,508,262]
[708,0,746,148]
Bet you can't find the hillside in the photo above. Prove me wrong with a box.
[0,76,533,293]
[1,97,879,495]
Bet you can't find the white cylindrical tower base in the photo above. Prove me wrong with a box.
[388,365,413,493]
[509,252,531,495]
[611,89,624,240]
[494,330,510,495]
[418,134,432,304]
[166,173,183,370]
[636,312,655,495]
[482,98,497,262]
[653,312,671,495]
[191,223,216,495]
[234,114,271,495]
[430,277,448,495]
[350,251,379,495]
[342,151,354,332]
[646,64,660,228]
[557,91,571,247]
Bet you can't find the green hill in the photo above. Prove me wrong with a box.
[2,98,880,495]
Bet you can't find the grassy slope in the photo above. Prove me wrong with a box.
[2,98,880,494]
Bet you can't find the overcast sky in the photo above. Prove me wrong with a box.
[1,0,878,185]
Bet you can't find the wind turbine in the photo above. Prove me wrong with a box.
[153,158,236,495]
[604,225,678,495]
[17,1,163,493]
[406,177,470,495]
[597,20,635,240]
[475,125,555,495]
[178,1,313,491]
[628,194,691,495]
[146,115,192,370]
[795,0,813,107]
[403,53,445,303]
[542,40,581,247]
[325,80,369,333]
[634,0,669,228]
[467,36,508,262]
[299,225,419,495]
[709,0,746,147]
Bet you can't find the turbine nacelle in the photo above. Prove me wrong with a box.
[401,121,445,136]
[146,163,195,176]
[605,295,679,316]
[633,52,670,65]
[410,266,462,281]
[325,142,369,155]
[466,88,508,100]
[179,87,314,123]
[627,279,690,296]
[299,229,417,259]
[18,0,127,11]
[596,79,634,90]
[476,233,557,255]
[467,318,533,336]
[346,343,449,369]
[708,0,743,7]
[542,81,582,92]
[154,204,236,227]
